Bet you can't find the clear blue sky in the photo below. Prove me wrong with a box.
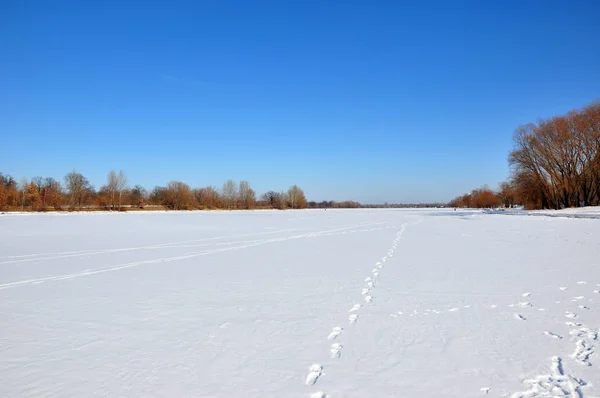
[1,0,599,203]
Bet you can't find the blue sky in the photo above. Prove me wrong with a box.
[1,0,599,203]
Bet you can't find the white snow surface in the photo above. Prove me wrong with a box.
[1,209,599,397]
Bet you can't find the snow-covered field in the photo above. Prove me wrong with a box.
[1,209,599,397]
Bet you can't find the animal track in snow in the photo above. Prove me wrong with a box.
[373,271,380,277]
[543,331,563,339]
[480,387,490,394]
[490,304,498,309]
[573,296,585,300]
[310,392,328,398]
[349,304,361,312]
[577,281,587,284]
[572,339,594,366]
[305,364,323,385]
[448,308,460,312]
[361,288,370,296]
[349,314,358,324]
[364,277,371,282]
[517,302,533,308]
[367,282,374,288]
[551,356,563,375]
[327,327,343,340]
[372,268,379,274]
[559,287,568,291]
[512,356,587,398]
[565,311,578,319]
[578,305,590,310]
[364,295,373,303]
[330,343,343,358]
[522,292,531,297]
[514,313,526,321]
[569,326,599,341]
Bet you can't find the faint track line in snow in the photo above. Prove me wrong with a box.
[0,223,390,290]
[0,223,386,265]
[0,229,301,264]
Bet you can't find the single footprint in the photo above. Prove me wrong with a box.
[577,281,587,284]
[522,292,531,297]
[310,392,328,398]
[327,327,343,340]
[481,387,490,394]
[515,313,526,321]
[367,282,375,288]
[551,356,564,376]
[594,290,600,294]
[559,287,568,291]
[517,302,533,308]
[448,308,460,312]
[349,304,361,312]
[490,304,498,309]
[305,364,323,385]
[365,295,373,303]
[349,314,359,324]
[361,288,370,296]
[578,305,590,310]
[372,268,379,274]
[573,296,585,300]
[330,343,343,358]
[544,331,563,339]
[565,311,578,319]
[364,277,372,282]
[373,271,380,277]
[565,321,583,327]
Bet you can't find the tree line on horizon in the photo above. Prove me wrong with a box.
[450,101,600,209]
[0,171,314,211]
[0,170,446,212]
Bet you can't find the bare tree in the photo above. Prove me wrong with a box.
[116,170,128,209]
[64,170,91,210]
[261,191,285,209]
[195,186,221,209]
[164,181,194,210]
[238,180,256,209]
[222,179,238,209]
[18,178,28,210]
[107,170,118,209]
[130,185,147,208]
[287,185,307,209]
